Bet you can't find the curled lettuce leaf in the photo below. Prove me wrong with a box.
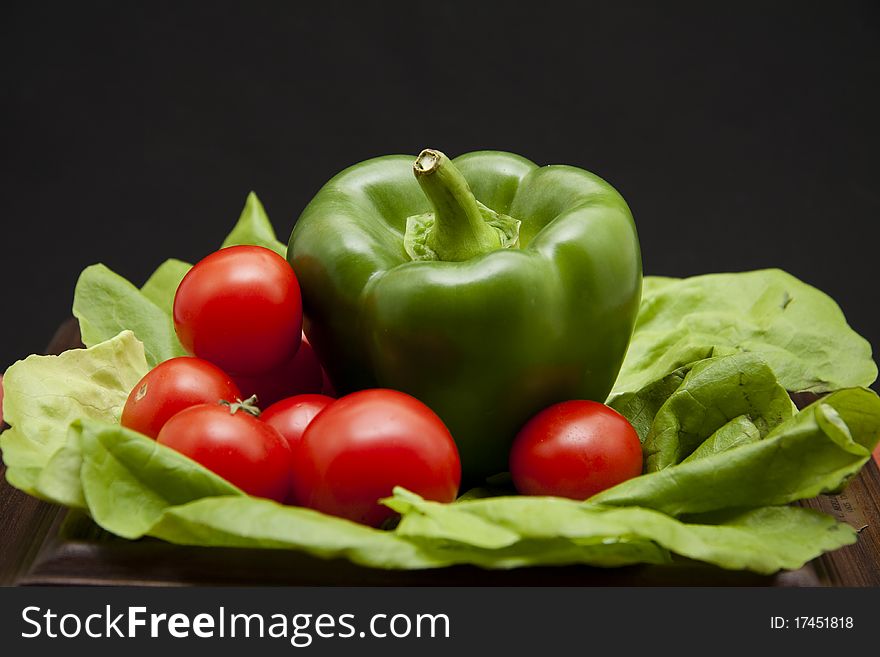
[611,352,794,471]
[594,388,880,516]
[0,331,148,504]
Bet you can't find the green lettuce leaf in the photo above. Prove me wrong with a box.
[140,258,192,314]
[221,191,287,257]
[124,488,668,570]
[682,415,762,463]
[1,428,47,497]
[34,430,87,508]
[149,497,455,570]
[609,363,692,442]
[73,264,187,367]
[614,270,877,396]
[634,353,794,471]
[386,490,853,574]
[0,331,148,504]
[592,388,880,516]
[77,418,241,538]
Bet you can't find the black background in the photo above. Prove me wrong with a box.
[1,1,879,373]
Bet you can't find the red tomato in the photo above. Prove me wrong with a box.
[289,389,461,527]
[262,394,335,453]
[120,357,241,439]
[231,333,325,407]
[509,400,643,500]
[157,402,292,502]
[173,245,302,375]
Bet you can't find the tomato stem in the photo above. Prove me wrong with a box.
[220,394,261,417]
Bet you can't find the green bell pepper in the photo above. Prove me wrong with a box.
[288,149,642,483]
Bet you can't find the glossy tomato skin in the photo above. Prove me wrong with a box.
[262,394,335,452]
[157,403,292,502]
[289,389,461,527]
[509,400,643,500]
[173,245,302,375]
[120,357,241,439]
[231,333,325,407]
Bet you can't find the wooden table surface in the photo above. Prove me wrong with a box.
[1,319,878,587]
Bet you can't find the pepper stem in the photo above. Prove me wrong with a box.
[413,149,502,261]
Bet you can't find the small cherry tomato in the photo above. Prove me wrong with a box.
[173,245,302,375]
[261,394,335,453]
[231,333,325,407]
[509,400,643,500]
[157,401,291,503]
[289,389,461,527]
[120,357,241,439]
